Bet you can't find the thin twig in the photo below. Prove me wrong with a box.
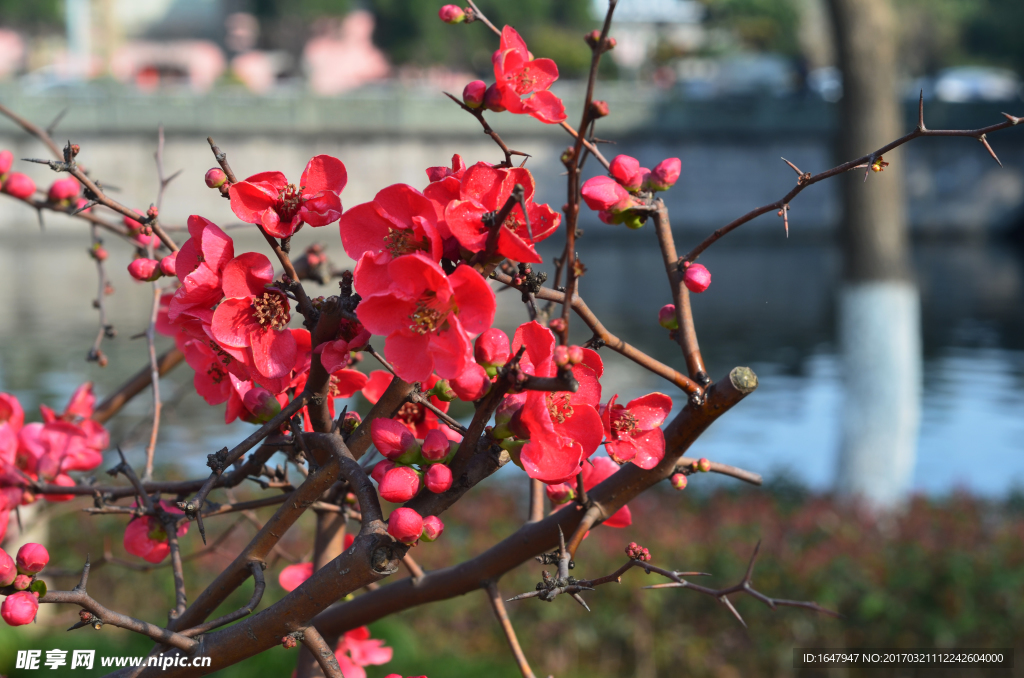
[486,581,536,678]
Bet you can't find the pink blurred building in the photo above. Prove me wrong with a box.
[303,11,390,95]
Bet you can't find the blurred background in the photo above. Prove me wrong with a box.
[1,0,1024,676]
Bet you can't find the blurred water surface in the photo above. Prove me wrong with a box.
[1,223,1022,496]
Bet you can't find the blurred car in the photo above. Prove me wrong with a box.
[932,66,1022,103]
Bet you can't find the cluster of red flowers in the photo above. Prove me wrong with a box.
[581,154,682,228]
[0,385,109,538]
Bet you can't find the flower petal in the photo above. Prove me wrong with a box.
[300,155,347,195]
[384,332,434,383]
[211,298,256,348]
[221,252,274,298]
[448,264,496,335]
[250,328,297,379]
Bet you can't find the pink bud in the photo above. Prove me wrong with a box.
[16,543,49,575]
[609,155,645,192]
[553,345,570,368]
[658,304,678,330]
[670,473,688,490]
[388,507,424,544]
[548,318,567,334]
[124,214,144,231]
[242,387,282,424]
[370,418,417,460]
[0,149,12,175]
[371,459,395,485]
[127,258,163,282]
[645,158,682,192]
[379,466,422,503]
[421,430,450,462]
[421,515,444,542]
[484,83,506,112]
[159,253,177,277]
[463,80,486,109]
[545,482,575,505]
[205,168,227,189]
[47,177,79,202]
[282,635,297,649]
[450,362,490,401]
[2,172,36,199]
[567,345,584,365]
[340,411,362,435]
[12,574,31,590]
[625,541,651,562]
[698,457,711,473]
[682,263,711,294]
[438,4,466,23]
[424,464,452,494]
[0,549,15,587]
[590,100,610,119]
[581,175,633,213]
[1,591,39,626]
[474,328,510,371]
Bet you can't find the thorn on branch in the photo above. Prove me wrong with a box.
[978,134,1003,167]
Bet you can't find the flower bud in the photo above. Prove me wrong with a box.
[0,149,12,175]
[589,100,610,119]
[370,459,395,485]
[159,253,177,277]
[545,482,575,505]
[421,515,444,542]
[47,177,79,203]
[553,345,570,368]
[379,466,422,503]
[623,211,645,230]
[147,205,159,219]
[387,507,424,544]
[491,398,521,439]
[644,157,682,192]
[474,328,510,373]
[205,168,227,189]
[451,362,491,401]
[0,549,16,587]
[16,543,49,575]
[424,463,452,494]
[658,304,678,330]
[625,541,651,562]
[12,574,31,590]
[421,430,450,462]
[463,80,486,108]
[670,472,688,490]
[128,258,163,282]
[682,263,711,294]
[242,388,281,424]
[567,345,584,365]
[1,591,39,626]
[438,4,466,23]
[609,155,645,192]
[698,457,711,473]
[371,418,417,460]
[484,83,506,112]
[2,172,36,199]
[281,635,297,649]
[581,175,633,213]
[340,411,362,435]
[548,318,567,334]
[584,29,601,48]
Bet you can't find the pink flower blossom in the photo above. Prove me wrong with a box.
[168,216,235,321]
[445,163,561,265]
[580,457,631,527]
[362,371,454,439]
[278,562,313,592]
[123,503,189,564]
[338,184,443,264]
[683,263,711,293]
[229,155,347,238]
[2,173,35,199]
[15,543,48,574]
[1,591,38,626]
[356,253,495,383]
[420,515,444,542]
[334,626,393,678]
[210,252,296,379]
[387,507,423,544]
[492,26,566,123]
[601,393,673,469]
[581,175,634,213]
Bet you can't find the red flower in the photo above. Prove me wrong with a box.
[181,338,248,406]
[581,175,634,213]
[229,155,347,238]
[335,626,393,678]
[210,252,296,379]
[362,371,455,439]
[506,321,604,483]
[601,393,673,469]
[580,457,632,527]
[492,26,566,124]
[355,253,495,383]
[123,502,189,564]
[338,183,443,264]
[445,163,560,264]
[168,216,235,321]
[278,562,313,592]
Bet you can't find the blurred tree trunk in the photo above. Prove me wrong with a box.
[828,0,922,508]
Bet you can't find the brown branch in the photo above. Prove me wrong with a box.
[402,553,425,582]
[93,348,184,424]
[465,0,501,36]
[299,626,344,678]
[181,562,265,637]
[491,270,701,396]
[674,456,762,486]
[0,101,63,159]
[486,581,536,678]
[443,92,528,168]
[528,479,544,523]
[684,108,1024,263]
[651,200,709,387]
